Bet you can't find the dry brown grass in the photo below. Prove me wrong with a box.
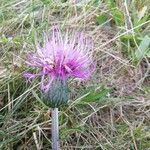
[0,0,150,150]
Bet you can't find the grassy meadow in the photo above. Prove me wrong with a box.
[0,0,150,149]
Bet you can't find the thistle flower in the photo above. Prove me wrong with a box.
[24,27,94,107]
[24,27,95,149]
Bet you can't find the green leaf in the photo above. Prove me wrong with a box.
[32,90,49,108]
[106,0,124,26]
[146,49,150,57]
[0,130,6,137]
[96,14,108,25]
[112,9,124,26]
[0,36,8,43]
[40,0,51,5]
[137,6,147,21]
[80,88,109,103]
[106,0,116,8]
[135,35,150,62]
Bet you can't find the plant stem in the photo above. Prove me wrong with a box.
[51,108,59,150]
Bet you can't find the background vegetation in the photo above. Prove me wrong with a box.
[0,0,150,149]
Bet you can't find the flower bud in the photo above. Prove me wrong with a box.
[43,78,68,108]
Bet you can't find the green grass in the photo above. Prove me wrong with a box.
[0,0,150,149]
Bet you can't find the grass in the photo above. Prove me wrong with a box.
[0,0,150,149]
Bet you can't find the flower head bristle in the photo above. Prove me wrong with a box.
[24,27,94,107]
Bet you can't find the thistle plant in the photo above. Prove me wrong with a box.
[24,27,94,150]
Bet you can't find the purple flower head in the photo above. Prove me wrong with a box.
[24,27,94,93]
